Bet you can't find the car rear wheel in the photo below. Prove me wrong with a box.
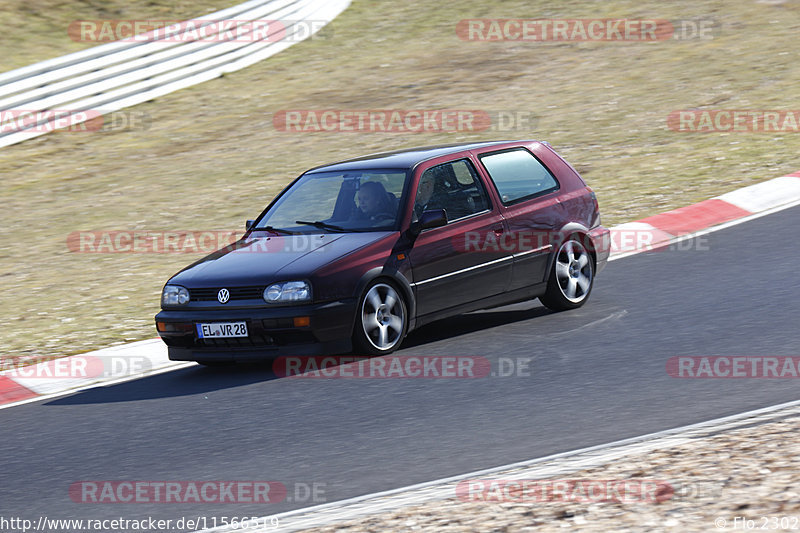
[353,281,408,355]
[540,237,594,311]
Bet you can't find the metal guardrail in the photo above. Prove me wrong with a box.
[0,0,350,148]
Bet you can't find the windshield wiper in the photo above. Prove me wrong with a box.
[251,225,296,235]
[295,220,360,232]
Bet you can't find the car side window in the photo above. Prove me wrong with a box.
[414,159,490,223]
[479,148,559,205]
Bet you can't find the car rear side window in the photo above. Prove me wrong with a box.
[479,148,559,205]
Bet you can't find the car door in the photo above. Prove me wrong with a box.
[475,146,568,292]
[406,157,512,317]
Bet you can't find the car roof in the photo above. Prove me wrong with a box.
[305,140,536,173]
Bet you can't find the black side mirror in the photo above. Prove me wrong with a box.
[245,219,255,231]
[408,209,447,238]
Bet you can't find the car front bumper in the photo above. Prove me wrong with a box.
[155,299,356,363]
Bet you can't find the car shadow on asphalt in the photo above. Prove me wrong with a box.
[45,302,552,405]
[400,301,553,349]
[44,362,278,405]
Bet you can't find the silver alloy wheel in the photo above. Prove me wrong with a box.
[361,283,405,351]
[554,239,593,304]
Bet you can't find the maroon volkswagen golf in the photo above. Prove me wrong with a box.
[156,140,610,364]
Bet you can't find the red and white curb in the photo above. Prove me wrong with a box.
[609,171,800,258]
[0,339,184,409]
[2,172,799,408]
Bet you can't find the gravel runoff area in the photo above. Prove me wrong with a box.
[297,410,800,532]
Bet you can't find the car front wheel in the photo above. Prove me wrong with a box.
[540,237,594,311]
[353,281,408,355]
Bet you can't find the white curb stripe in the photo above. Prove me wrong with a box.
[608,222,674,257]
[7,339,170,395]
[715,175,800,213]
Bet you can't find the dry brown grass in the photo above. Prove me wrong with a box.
[0,0,231,70]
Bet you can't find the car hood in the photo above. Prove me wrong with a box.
[168,232,393,287]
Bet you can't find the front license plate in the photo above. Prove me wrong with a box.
[196,322,248,338]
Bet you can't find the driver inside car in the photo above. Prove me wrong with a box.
[354,181,397,225]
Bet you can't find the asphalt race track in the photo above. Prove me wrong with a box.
[1,205,799,526]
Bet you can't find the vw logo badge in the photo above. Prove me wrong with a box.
[217,288,230,304]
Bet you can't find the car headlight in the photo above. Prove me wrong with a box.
[162,285,190,306]
[263,281,311,303]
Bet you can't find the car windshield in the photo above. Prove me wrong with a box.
[255,169,409,233]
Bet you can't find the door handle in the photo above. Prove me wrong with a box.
[493,227,504,235]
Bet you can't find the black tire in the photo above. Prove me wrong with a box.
[352,281,408,355]
[539,237,595,311]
